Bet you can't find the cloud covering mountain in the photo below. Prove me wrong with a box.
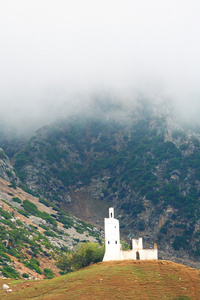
[1,0,200,130]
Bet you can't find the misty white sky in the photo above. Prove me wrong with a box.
[1,0,200,130]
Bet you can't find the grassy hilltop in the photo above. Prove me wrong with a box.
[0,260,200,300]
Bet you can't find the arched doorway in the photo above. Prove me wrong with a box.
[136,251,140,260]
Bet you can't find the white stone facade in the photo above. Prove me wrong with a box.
[103,208,123,261]
[103,207,158,261]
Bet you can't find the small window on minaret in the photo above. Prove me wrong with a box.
[108,241,110,244]
[115,241,117,244]
[111,213,112,218]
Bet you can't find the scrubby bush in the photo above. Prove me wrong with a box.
[39,198,50,207]
[75,225,84,234]
[0,208,11,219]
[121,240,130,250]
[0,252,12,265]
[172,236,188,250]
[160,220,171,235]
[22,200,38,214]
[22,200,57,227]
[9,180,17,189]
[138,221,145,232]
[44,230,57,237]
[72,242,104,269]
[17,209,29,217]
[56,252,73,274]
[39,211,57,227]
[2,265,20,278]
[16,219,23,226]
[43,268,54,279]
[24,258,42,274]
[12,197,22,203]
[60,216,74,228]
[57,242,104,273]
[22,273,29,278]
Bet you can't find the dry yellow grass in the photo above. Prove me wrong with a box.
[1,260,200,300]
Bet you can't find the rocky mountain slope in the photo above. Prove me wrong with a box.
[8,99,200,267]
[0,176,103,279]
[0,148,18,185]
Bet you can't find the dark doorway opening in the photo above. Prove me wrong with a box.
[136,251,140,260]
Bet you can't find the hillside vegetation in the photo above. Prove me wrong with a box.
[0,260,199,299]
[11,110,200,264]
[0,178,103,279]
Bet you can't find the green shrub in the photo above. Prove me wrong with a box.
[16,219,23,226]
[39,212,57,227]
[22,273,29,278]
[121,241,130,250]
[22,200,38,214]
[0,218,15,228]
[22,200,57,227]
[75,225,84,234]
[79,220,94,230]
[24,258,42,274]
[0,252,12,263]
[132,202,145,217]
[9,180,17,189]
[57,242,104,273]
[43,268,54,279]
[12,197,22,203]
[44,230,57,237]
[7,246,21,258]
[2,265,20,278]
[19,184,37,196]
[121,203,131,211]
[17,209,29,217]
[72,242,104,269]
[160,220,171,235]
[138,221,145,232]
[39,198,50,207]
[6,170,13,178]
[59,215,74,228]
[172,236,188,250]
[57,253,73,274]
[0,208,11,219]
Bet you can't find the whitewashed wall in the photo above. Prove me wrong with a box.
[103,213,122,261]
[103,208,158,261]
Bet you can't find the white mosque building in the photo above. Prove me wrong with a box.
[103,207,158,261]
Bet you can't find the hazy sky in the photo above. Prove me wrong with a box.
[1,0,200,130]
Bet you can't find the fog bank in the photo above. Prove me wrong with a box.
[1,1,200,132]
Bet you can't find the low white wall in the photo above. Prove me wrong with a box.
[103,248,158,261]
[122,249,158,260]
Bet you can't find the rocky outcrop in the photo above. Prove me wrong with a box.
[29,216,47,226]
[1,284,9,290]
[0,148,19,183]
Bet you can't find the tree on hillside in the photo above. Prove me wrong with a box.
[57,242,104,273]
